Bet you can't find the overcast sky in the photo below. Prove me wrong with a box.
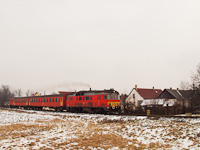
[0,0,200,95]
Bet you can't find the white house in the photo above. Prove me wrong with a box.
[125,85,162,110]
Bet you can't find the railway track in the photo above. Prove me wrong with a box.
[2,107,200,119]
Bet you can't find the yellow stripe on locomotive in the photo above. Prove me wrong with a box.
[107,102,120,107]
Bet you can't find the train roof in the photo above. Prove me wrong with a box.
[12,92,74,99]
[75,89,119,96]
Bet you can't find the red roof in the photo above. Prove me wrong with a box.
[137,88,162,99]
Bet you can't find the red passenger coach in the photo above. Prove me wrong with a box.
[66,89,121,113]
[28,94,70,111]
[9,97,29,109]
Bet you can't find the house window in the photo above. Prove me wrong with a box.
[133,94,135,99]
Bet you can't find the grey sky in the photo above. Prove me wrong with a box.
[0,0,200,95]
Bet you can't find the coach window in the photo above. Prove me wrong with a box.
[53,98,54,102]
[76,97,78,101]
[49,98,51,102]
[47,98,48,102]
[44,98,45,102]
[90,96,92,100]
[56,98,57,102]
[83,97,85,100]
[79,97,82,100]
[86,96,89,100]
[59,98,60,102]
[61,98,62,102]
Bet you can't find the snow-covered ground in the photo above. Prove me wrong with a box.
[0,109,200,149]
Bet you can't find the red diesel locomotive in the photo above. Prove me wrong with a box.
[9,89,121,113]
[66,89,120,113]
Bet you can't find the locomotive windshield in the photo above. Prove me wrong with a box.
[107,93,119,100]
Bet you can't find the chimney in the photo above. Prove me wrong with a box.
[135,85,138,90]
[153,86,155,91]
[177,88,179,90]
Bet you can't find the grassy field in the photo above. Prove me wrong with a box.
[0,109,200,149]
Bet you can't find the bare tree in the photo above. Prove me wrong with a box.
[0,85,14,107]
[191,63,200,88]
[25,89,30,97]
[181,63,200,113]
[15,89,22,97]
[180,81,191,90]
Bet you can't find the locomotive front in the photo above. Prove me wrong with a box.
[104,89,121,113]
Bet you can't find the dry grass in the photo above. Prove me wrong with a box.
[0,119,58,141]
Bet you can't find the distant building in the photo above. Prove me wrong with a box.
[157,88,195,114]
[125,85,162,111]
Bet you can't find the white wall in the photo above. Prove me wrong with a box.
[125,89,144,110]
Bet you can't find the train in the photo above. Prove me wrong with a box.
[9,89,121,114]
